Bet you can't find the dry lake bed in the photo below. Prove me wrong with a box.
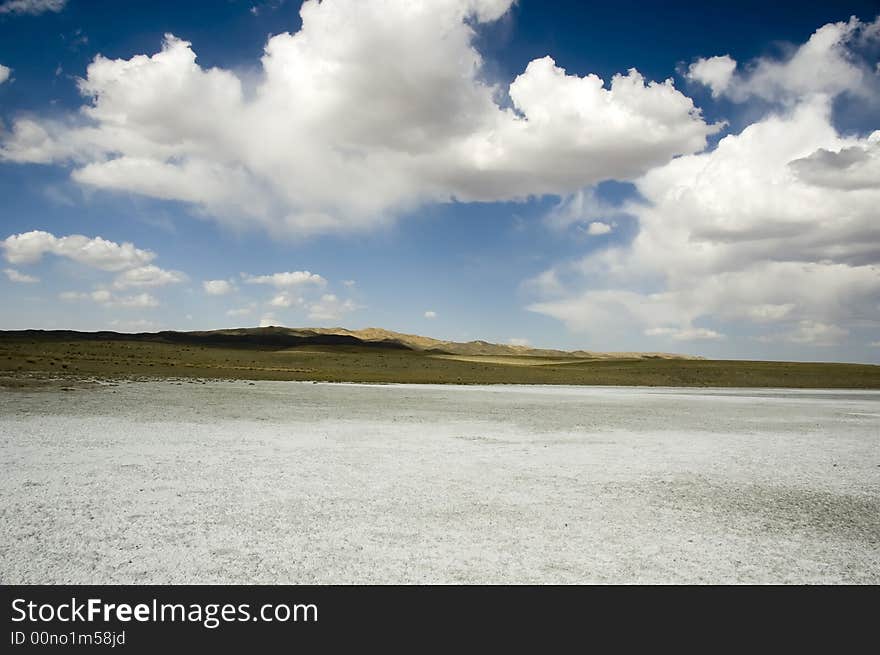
[1,381,878,584]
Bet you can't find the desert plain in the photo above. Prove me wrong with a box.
[2,377,878,584]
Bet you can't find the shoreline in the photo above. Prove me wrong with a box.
[3,370,880,393]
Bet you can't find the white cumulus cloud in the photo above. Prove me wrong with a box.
[686,55,737,98]
[203,279,235,295]
[268,293,302,308]
[0,0,717,236]
[243,271,326,288]
[113,265,186,289]
[529,100,880,347]
[2,230,155,271]
[0,64,10,85]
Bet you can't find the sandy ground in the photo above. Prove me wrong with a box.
[1,381,878,584]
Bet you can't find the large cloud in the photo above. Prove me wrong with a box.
[529,18,880,351]
[0,0,717,236]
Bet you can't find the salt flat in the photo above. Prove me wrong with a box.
[1,381,878,584]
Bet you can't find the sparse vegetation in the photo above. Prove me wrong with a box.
[0,329,878,388]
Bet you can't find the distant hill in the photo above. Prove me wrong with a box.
[0,326,699,360]
[0,327,408,351]
[295,326,702,360]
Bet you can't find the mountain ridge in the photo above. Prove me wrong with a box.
[175,325,704,360]
[0,325,702,359]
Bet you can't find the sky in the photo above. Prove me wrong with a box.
[0,0,878,363]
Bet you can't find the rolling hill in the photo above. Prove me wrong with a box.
[199,326,702,360]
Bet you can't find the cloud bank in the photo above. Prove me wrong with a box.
[2,230,184,309]
[530,17,880,351]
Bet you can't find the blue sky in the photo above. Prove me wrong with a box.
[1,0,878,362]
